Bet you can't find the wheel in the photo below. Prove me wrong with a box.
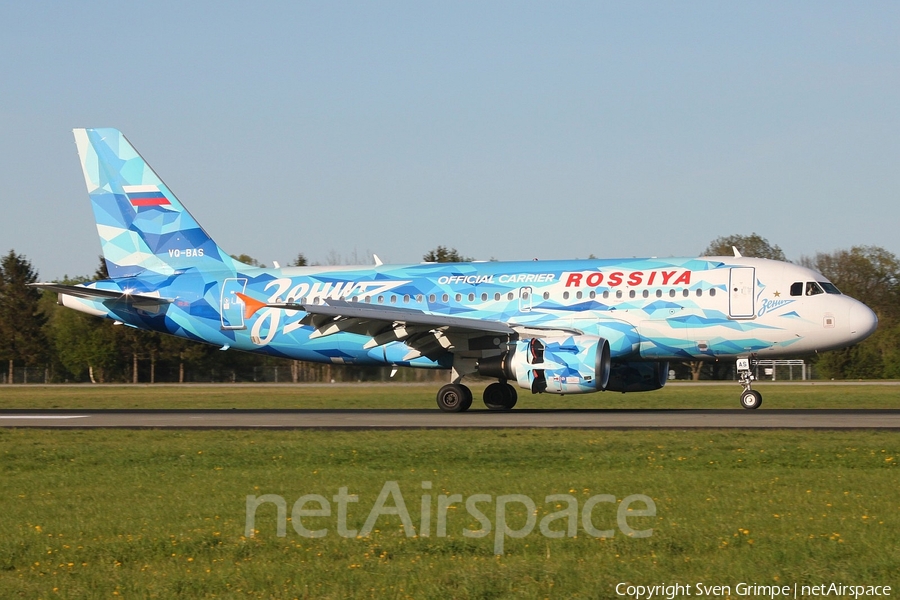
[740,389,762,410]
[460,385,473,411]
[502,383,518,409]
[484,382,517,410]
[437,383,471,412]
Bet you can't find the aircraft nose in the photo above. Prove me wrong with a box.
[847,302,878,342]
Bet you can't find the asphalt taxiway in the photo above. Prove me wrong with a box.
[1,408,899,429]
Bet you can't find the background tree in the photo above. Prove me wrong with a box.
[702,233,786,261]
[0,251,48,383]
[231,254,266,268]
[423,246,473,263]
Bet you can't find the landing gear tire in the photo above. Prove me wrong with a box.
[740,389,763,410]
[437,383,472,412]
[484,382,517,410]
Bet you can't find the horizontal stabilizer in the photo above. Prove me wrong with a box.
[30,283,174,308]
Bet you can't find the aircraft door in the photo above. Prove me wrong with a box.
[221,278,248,330]
[518,286,533,312]
[728,268,756,319]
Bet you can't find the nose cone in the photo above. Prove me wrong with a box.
[848,302,878,343]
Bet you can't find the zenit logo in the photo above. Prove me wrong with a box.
[564,270,692,288]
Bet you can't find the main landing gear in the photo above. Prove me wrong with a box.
[736,357,763,410]
[436,383,473,412]
[435,381,518,412]
[483,382,518,411]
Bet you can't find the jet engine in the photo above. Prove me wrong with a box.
[605,361,669,393]
[477,335,611,394]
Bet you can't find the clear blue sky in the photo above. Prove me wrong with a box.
[1,2,898,279]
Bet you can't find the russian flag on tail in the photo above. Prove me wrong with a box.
[123,185,171,207]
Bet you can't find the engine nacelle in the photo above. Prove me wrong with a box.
[605,361,669,393]
[477,335,611,395]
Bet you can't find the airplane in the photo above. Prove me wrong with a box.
[34,128,878,411]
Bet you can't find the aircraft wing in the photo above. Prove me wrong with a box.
[30,283,174,309]
[237,294,581,359]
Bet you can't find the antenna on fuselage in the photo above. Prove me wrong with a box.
[732,246,743,258]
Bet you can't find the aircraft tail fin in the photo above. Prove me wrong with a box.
[73,128,246,277]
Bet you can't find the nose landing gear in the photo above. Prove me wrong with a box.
[737,357,762,409]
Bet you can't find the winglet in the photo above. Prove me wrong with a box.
[236,293,267,319]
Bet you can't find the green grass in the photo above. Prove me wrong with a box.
[0,381,899,410]
[1,428,898,598]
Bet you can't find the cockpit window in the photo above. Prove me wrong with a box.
[819,282,841,295]
[805,282,824,296]
[790,282,803,297]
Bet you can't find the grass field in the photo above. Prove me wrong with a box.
[1,381,899,410]
[0,385,898,598]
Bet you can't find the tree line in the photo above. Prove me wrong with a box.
[1,236,897,383]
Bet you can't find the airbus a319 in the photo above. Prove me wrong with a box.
[34,129,878,411]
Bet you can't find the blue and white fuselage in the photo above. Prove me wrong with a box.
[38,129,878,410]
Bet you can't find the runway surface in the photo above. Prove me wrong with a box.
[1,409,899,429]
